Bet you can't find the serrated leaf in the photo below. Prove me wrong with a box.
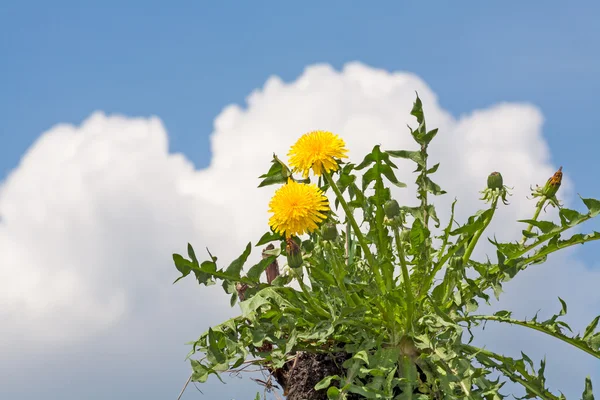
[258,154,291,187]
[420,176,446,195]
[380,163,407,188]
[362,166,378,191]
[256,230,283,246]
[583,316,600,341]
[518,219,561,234]
[581,196,600,217]
[451,208,493,236]
[582,376,595,400]
[187,243,198,265]
[356,152,376,170]
[190,360,211,383]
[427,163,440,174]
[386,149,426,168]
[558,297,567,316]
[559,207,587,227]
[225,242,252,277]
[173,254,193,283]
[247,255,276,282]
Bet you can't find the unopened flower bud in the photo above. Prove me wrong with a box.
[321,221,338,241]
[487,172,503,190]
[542,166,563,198]
[285,237,303,268]
[384,199,401,219]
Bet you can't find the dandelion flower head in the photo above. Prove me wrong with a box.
[288,130,348,178]
[268,179,329,238]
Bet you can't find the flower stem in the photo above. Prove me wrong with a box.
[295,270,331,318]
[462,195,498,264]
[324,241,355,307]
[520,198,546,245]
[394,226,414,333]
[323,171,385,292]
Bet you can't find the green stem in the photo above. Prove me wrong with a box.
[345,220,351,267]
[296,272,331,319]
[324,241,356,307]
[324,171,384,292]
[419,234,471,299]
[462,195,498,264]
[419,144,430,228]
[520,198,546,245]
[464,315,600,359]
[394,226,414,333]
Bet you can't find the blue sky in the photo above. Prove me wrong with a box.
[2,1,600,178]
[1,1,599,399]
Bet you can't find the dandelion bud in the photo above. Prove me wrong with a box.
[384,199,401,219]
[321,221,338,241]
[487,172,503,190]
[285,237,303,269]
[542,166,563,198]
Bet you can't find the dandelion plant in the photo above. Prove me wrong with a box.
[173,95,599,400]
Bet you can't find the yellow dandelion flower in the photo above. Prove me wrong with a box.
[268,179,329,238]
[288,130,348,178]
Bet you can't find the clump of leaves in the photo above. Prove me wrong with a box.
[173,95,599,399]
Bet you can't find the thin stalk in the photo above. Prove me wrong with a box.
[295,271,331,319]
[418,144,430,228]
[345,220,351,267]
[324,241,356,307]
[520,198,546,245]
[323,171,384,292]
[462,196,498,264]
[394,226,414,333]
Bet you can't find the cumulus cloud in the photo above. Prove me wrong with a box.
[0,62,597,398]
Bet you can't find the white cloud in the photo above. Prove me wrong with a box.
[0,62,597,398]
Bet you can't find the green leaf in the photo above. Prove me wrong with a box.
[409,218,430,250]
[559,207,587,226]
[362,166,379,191]
[315,375,340,390]
[172,254,192,283]
[427,163,440,174]
[582,376,595,400]
[190,359,211,383]
[207,328,226,364]
[558,297,567,316]
[386,149,426,168]
[225,242,252,277]
[451,209,493,236]
[419,176,446,196]
[583,316,600,341]
[518,219,561,234]
[356,152,376,170]
[380,163,407,188]
[256,230,284,246]
[327,386,341,399]
[581,196,600,217]
[494,310,512,318]
[187,243,198,265]
[309,265,337,286]
[258,154,291,187]
[247,255,276,282]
